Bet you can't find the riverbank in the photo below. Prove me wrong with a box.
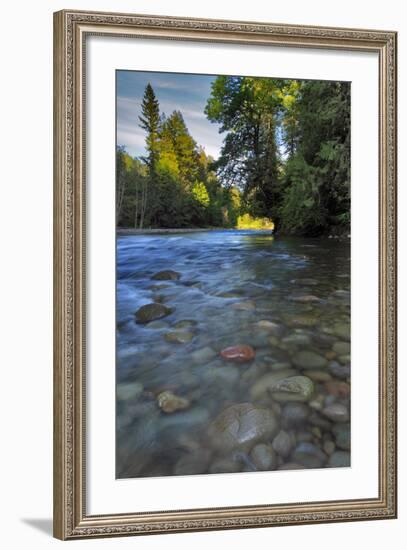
[117,227,274,236]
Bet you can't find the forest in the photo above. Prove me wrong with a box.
[116,76,350,236]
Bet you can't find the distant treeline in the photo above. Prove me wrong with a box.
[117,77,350,235]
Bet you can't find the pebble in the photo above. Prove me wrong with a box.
[268,375,315,403]
[332,341,351,355]
[328,450,350,468]
[324,381,350,397]
[173,319,198,329]
[291,442,328,468]
[250,444,278,471]
[293,350,328,370]
[250,369,297,401]
[207,403,279,453]
[281,402,310,428]
[289,295,321,303]
[157,391,190,413]
[332,424,351,450]
[305,370,332,382]
[281,333,312,347]
[164,330,194,344]
[220,345,256,363]
[331,323,350,341]
[173,449,212,475]
[321,403,349,422]
[117,382,144,402]
[151,270,181,281]
[328,361,350,379]
[255,320,282,334]
[135,303,173,323]
[272,430,295,458]
[206,365,240,386]
[191,347,217,364]
[323,440,336,455]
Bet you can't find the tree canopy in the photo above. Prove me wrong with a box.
[117,77,350,235]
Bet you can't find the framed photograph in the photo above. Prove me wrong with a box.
[53,9,397,540]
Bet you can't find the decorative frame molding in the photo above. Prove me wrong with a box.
[53,9,397,540]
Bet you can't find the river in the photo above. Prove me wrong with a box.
[116,230,350,478]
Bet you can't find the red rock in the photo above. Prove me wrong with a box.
[324,381,350,398]
[220,345,255,363]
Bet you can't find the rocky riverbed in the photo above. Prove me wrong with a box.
[116,230,350,478]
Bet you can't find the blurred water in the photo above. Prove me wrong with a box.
[116,230,350,478]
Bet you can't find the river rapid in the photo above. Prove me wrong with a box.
[116,230,351,478]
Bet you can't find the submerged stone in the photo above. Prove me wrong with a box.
[151,270,181,281]
[292,350,328,370]
[135,303,173,323]
[157,391,190,414]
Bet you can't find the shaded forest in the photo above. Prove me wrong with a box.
[116,76,350,235]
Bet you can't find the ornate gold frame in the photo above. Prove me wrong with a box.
[53,9,397,540]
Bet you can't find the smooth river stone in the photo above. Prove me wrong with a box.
[250,443,278,471]
[281,402,310,428]
[289,295,321,303]
[306,370,332,382]
[220,345,255,363]
[207,403,279,453]
[332,341,351,355]
[281,333,312,347]
[272,430,295,458]
[250,369,297,401]
[164,330,194,344]
[116,382,144,402]
[328,450,350,468]
[292,350,328,370]
[190,346,217,364]
[135,303,173,324]
[291,442,328,468]
[151,270,181,281]
[324,381,350,397]
[268,375,315,403]
[173,449,212,476]
[332,424,351,450]
[321,403,349,423]
[331,323,350,341]
[157,391,190,414]
[255,320,282,335]
[173,319,198,329]
[328,361,350,379]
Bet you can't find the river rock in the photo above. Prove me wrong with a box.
[117,381,144,402]
[306,370,332,382]
[250,443,278,471]
[331,323,350,341]
[281,402,310,428]
[332,424,351,450]
[289,295,321,303]
[272,430,295,457]
[282,333,312,347]
[157,391,190,413]
[173,319,198,329]
[164,330,194,344]
[332,341,351,355]
[291,442,328,468]
[255,320,282,335]
[135,303,173,323]
[278,462,305,470]
[191,346,217,364]
[173,449,212,475]
[321,403,349,423]
[207,403,279,453]
[267,375,314,403]
[293,350,328,370]
[323,440,336,455]
[209,457,242,474]
[220,345,255,363]
[328,361,350,379]
[324,381,350,397]
[151,270,181,281]
[206,365,240,386]
[290,278,318,286]
[285,314,319,328]
[250,369,297,401]
[160,407,210,431]
[328,450,350,468]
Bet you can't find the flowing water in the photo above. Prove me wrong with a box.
[116,230,351,478]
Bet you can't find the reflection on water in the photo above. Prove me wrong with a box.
[116,230,350,478]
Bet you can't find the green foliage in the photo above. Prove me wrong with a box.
[236,213,274,230]
[117,78,350,235]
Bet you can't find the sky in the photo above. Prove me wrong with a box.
[116,71,223,160]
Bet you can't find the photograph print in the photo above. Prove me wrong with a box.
[115,70,351,479]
